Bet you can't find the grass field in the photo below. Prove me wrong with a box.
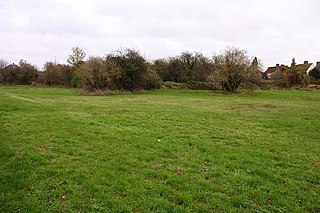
[0,85,319,212]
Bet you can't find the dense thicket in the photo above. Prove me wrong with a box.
[153,52,213,83]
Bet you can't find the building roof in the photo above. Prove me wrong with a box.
[265,61,315,75]
[265,65,288,74]
[295,63,313,73]
[4,63,20,70]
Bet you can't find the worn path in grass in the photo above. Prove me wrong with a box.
[0,85,319,212]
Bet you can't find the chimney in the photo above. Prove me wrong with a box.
[304,60,308,64]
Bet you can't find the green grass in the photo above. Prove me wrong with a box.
[0,85,319,212]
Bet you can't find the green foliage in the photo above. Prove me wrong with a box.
[67,47,86,88]
[1,86,320,212]
[161,81,187,89]
[186,81,212,90]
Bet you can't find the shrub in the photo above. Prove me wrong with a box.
[186,81,212,90]
[76,57,122,91]
[106,49,148,91]
[162,52,212,83]
[162,81,187,90]
[207,48,261,92]
[143,67,161,90]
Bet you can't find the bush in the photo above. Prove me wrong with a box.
[161,81,187,90]
[259,80,275,90]
[143,67,161,90]
[76,57,122,91]
[162,52,212,83]
[284,69,309,88]
[106,49,148,91]
[207,48,262,92]
[186,81,212,90]
[75,49,162,93]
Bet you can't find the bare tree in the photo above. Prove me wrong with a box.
[0,59,9,83]
[207,47,259,92]
[0,59,8,69]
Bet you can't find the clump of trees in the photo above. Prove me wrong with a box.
[75,48,161,92]
[0,59,38,84]
[105,49,158,91]
[153,52,213,84]
[35,62,72,87]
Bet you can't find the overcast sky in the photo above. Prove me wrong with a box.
[0,0,319,69]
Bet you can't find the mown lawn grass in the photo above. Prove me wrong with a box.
[0,85,319,212]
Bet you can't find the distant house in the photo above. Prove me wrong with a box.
[4,63,20,71]
[0,63,20,83]
[264,61,316,79]
[296,61,315,74]
[264,64,289,79]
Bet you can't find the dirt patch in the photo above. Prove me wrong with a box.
[39,145,52,153]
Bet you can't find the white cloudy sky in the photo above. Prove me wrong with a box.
[0,0,319,69]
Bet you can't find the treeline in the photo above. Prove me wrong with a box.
[1,47,267,92]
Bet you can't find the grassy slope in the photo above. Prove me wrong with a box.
[0,86,319,212]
